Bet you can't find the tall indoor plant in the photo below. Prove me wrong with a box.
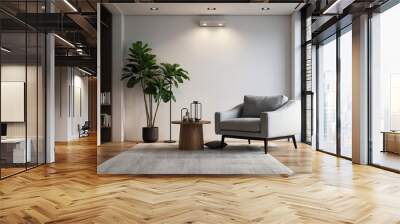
[122,41,189,142]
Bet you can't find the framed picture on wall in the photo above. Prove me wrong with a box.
[1,81,25,122]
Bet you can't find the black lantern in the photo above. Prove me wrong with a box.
[181,108,189,121]
[190,101,202,122]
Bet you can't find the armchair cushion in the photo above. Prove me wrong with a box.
[215,104,243,134]
[220,118,260,133]
[242,95,288,118]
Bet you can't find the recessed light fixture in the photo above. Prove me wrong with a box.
[199,19,226,27]
[261,7,270,11]
[63,0,78,12]
[322,0,352,14]
[1,47,11,53]
[150,7,159,11]
[78,67,93,76]
[207,7,216,11]
[41,5,46,10]
[54,34,75,48]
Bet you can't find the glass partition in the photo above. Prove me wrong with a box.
[1,31,28,177]
[0,2,46,179]
[370,3,400,171]
[340,29,352,158]
[317,36,337,155]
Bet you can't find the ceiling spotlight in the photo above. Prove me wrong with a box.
[1,47,11,53]
[261,7,270,11]
[41,5,46,10]
[54,34,75,48]
[322,0,351,14]
[150,7,159,11]
[207,7,216,11]
[199,20,226,27]
[63,0,78,12]
[78,67,93,76]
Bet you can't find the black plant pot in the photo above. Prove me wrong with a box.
[142,127,159,143]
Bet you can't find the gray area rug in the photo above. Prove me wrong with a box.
[97,143,293,175]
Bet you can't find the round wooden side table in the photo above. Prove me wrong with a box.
[172,120,211,150]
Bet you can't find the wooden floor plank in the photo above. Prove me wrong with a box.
[0,135,400,223]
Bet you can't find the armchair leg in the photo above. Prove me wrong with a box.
[291,135,298,149]
[248,139,251,144]
[221,135,225,148]
[264,139,268,154]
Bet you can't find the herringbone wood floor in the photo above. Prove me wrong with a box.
[1,136,400,224]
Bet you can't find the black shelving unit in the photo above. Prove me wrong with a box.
[100,6,112,143]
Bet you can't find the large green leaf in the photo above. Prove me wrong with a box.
[121,41,190,127]
[127,77,140,88]
[144,85,158,95]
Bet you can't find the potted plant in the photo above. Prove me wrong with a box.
[122,41,189,142]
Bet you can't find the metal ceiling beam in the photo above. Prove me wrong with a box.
[312,14,352,44]
[55,55,96,69]
[321,0,355,14]
[311,15,335,33]
[12,13,84,32]
[67,13,97,42]
[58,0,98,39]
[6,12,97,47]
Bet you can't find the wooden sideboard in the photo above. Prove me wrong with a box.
[382,131,400,154]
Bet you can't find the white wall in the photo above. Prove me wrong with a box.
[1,64,46,163]
[55,67,89,141]
[116,15,292,141]
[72,74,89,138]
[55,67,69,141]
[112,14,125,142]
[1,65,42,138]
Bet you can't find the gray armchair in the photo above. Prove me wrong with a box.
[215,95,301,154]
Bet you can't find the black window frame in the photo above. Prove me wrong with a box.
[314,24,353,161]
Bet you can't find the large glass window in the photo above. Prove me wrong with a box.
[317,37,337,154]
[340,29,352,158]
[316,26,353,159]
[370,3,400,171]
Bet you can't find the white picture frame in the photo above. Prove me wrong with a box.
[1,81,25,122]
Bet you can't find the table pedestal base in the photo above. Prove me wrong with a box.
[179,124,204,150]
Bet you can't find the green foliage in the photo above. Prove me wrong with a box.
[121,41,190,127]
[158,63,190,103]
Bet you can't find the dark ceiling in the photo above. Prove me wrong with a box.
[1,0,388,74]
[0,0,99,72]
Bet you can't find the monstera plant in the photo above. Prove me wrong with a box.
[121,41,189,142]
